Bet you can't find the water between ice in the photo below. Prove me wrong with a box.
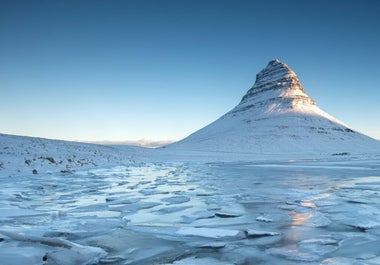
[1,160,380,264]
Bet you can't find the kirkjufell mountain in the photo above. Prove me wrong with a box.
[166,59,380,157]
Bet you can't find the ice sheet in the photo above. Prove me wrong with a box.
[1,160,380,264]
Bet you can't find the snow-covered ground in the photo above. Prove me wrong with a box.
[1,157,380,264]
[0,133,146,176]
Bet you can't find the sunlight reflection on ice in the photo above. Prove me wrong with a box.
[289,211,312,226]
[1,160,380,264]
[301,201,317,208]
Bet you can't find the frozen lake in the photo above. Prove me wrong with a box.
[1,160,380,264]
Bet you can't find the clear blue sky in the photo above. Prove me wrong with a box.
[1,0,379,143]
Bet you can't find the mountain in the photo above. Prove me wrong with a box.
[166,59,380,158]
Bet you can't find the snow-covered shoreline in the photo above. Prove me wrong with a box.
[1,133,379,178]
[0,133,139,176]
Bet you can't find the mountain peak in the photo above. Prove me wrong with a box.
[268,58,283,66]
[238,60,315,113]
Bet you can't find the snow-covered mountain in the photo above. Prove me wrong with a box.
[166,59,380,158]
[0,133,141,175]
[1,60,379,167]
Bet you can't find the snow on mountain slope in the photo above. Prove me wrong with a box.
[166,60,380,158]
[0,133,139,175]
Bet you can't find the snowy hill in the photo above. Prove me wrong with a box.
[166,60,380,158]
[0,134,140,175]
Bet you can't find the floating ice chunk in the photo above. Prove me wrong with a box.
[320,257,369,265]
[44,245,107,265]
[220,246,264,264]
[199,242,226,249]
[188,242,226,249]
[299,238,338,245]
[345,220,380,231]
[248,233,282,246]
[267,246,320,262]
[246,229,280,237]
[0,231,107,265]
[215,211,242,218]
[180,211,215,223]
[168,256,234,265]
[153,206,191,214]
[334,236,380,260]
[298,237,338,256]
[162,196,190,204]
[256,216,273,223]
[1,231,74,248]
[122,202,161,213]
[176,227,241,238]
[312,212,332,228]
[122,245,174,265]
[97,256,125,263]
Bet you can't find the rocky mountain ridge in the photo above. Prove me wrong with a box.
[236,59,316,113]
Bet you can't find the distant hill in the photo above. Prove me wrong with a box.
[0,133,138,175]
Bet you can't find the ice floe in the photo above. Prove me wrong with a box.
[320,257,370,265]
[267,245,320,262]
[245,229,280,237]
[162,195,191,204]
[215,211,242,218]
[167,256,234,265]
[256,215,273,223]
[0,231,107,265]
[176,227,241,239]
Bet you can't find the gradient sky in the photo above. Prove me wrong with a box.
[1,0,379,143]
